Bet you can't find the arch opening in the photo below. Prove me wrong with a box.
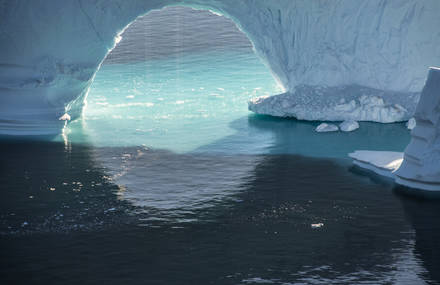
[66,6,282,152]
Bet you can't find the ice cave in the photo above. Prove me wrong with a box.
[1,0,440,191]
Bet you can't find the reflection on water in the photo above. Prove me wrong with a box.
[1,5,437,285]
[1,137,439,284]
[94,146,262,222]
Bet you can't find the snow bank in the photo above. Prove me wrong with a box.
[339,121,359,132]
[315,123,338,133]
[1,0,440,134]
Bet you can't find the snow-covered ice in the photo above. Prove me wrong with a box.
[1,0,440,134]
[316,123,338,133]
[339,120,359,132]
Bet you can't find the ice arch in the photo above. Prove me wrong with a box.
[1,0,440,135]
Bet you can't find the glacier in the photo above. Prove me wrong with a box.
[339,120,359,132]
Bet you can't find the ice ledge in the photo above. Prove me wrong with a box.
[350,67,440,192]
[248,85,419,123]
[350,150,440,191]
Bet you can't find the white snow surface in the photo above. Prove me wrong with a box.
[339,120,359,132]
[315,123,338,133]
[1,0,440,134]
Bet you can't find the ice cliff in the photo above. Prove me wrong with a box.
[1,0,440,135]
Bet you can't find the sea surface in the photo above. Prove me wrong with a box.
[2,7,440,285]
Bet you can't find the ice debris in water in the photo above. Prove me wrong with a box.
[339,120,359,132]
[311,223,324,229]
[316,123,338,132]
[406,117,416,130]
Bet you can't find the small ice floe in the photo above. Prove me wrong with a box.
[339,120,359,132]
[58,113,71,121]
[311,223,324,229]
[406,117,416,130]
[316,123,338,132]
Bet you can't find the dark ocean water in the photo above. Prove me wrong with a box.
[1,6,440,285]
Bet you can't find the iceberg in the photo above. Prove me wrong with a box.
[339,120,359,132]
[1,0,440,134]
[394,67,440,191]
[315,123,338,133]
[406,118,416,130]
[350,68,440,191]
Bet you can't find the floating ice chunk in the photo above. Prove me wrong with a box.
[406,118,416,130]
[316,123,338,132]
[311,223,324,229]
[339,120,359,132]
[58,113,71,121]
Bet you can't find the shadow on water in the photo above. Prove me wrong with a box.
[0,140,136,235]
[1,136,440,284]
[397,194,440,284]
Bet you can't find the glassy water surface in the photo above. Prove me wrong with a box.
[1,6,439,285]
